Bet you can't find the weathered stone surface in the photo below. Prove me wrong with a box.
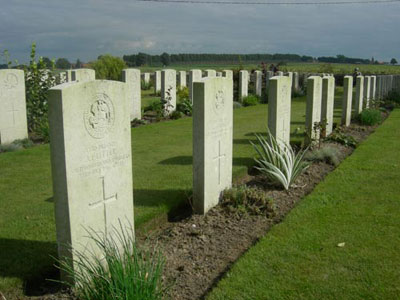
[341,75,353,126]
[122,68,141,120]
[305,76,322,144]
[254,70,262,97]
[161,69,176,113]
[239,70,248,100]
[364,76,371,108]
[154,71,161,93]
[0,69,28,144]
[204,70,216,78]
[142,72,150,84]
[71,69,95,82]
[265,71,274,90]
[189,69,202,103]
[216,72,222,77]
[355,76,364,115]
[276,71,283,76]
[222,70,233,80]
[370,75,376,101]
[66,70,72,82]
[193,77,233,214]
[48,80,134,281]
[178,71,187,88]
[292,72,299,92]
[268,76,291,145]
[321,76,335,136]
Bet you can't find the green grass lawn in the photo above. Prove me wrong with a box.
[208,110,400,300]
[0,89,346,296]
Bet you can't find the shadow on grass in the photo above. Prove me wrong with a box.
[157,156,254,167]
[0,238,60,296]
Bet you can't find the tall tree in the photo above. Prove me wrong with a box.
[390,58,398,65]
[160,52,170,66]
[55,58,71,69]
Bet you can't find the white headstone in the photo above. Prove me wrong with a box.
[254,70,262,97]
[370,75,376,101]
[292,72,299,93]
[142,72,150,84]
[276,71,283,76]
[355,76,364,115]
[193,77,233,214]
[239,70,248,100]
[266,71,274,90]
[222,70,233,80]
[48,80,134,281]
[216,72,222,77]
[204,70,216,78]
[0,69,28,144]
[305,76,322,144]
[178,71,187,88]
[154,71,161,93]
[341,76,353,126]
[71,69,95,82]
[189,69,202,103]
[268,76,291,145]
[161,69,176,114]
[321,76,335,137]
[122,68,141,121]
[364,76,371,108]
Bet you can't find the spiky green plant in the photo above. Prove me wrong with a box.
[57,224,166,300]
[251,131,310,190]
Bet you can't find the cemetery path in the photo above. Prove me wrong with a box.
[207,109,400,300]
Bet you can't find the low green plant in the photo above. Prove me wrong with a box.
[358,109,382,126]
[221,185,276,217]
[385,90,400,106]
[326,128,357,148]
[242,95,260,107]
[57,225,166,300]
[251,131,310,190]
[0,139,34,153]
[305,146,340,166]
[177,86,189,102]
[170,111,183,120]
[91,54,126,80]
[141,80,153,91]
[176,98,192,116]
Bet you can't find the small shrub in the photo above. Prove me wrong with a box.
[141,80,153,90]
[132,118,146,127]
[358,109,382,126]
[233,101,242,109]
[251,130,310,190]
[170,111,183,120]
[176,99,192,116]
[177,86,189,102]
[242,95,260,107]
[305,146,340,166]
[326,128,357,148]
[221,185,276,217]
[58,225,166,300]
[385,90,400,106]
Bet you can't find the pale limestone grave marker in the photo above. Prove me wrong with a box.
[364,76,371,108]
[222,70,233,80]
[355,76,364,115]
[254,70,262,97]
[154,71,161,93]
[178,71,187,88]
[265,71,274,90]
[321,76,335,136]
[305,76,322,144]
[292,72,299,93]
[48,80,134,281]
[370,75,376,101]
[341,76,353,126]
[142,72,150,84]
[193,77,233,214]
[71,69,95,82]
[268,76,291,145]
[204,69,216,78]
[0,69,28,144]
[122,68,141,120]
[161,69,176,114]
[189,69,202,103]
[239,70,248,100]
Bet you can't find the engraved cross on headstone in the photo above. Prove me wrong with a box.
[213,140,226,185]
[89,176,118,235]
[8,101,18,126]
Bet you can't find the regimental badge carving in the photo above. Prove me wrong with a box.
[213,90,225,114]
[84,93,115,139]
[4,73,18,89]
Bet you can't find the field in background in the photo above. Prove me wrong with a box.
[138,62,400,75]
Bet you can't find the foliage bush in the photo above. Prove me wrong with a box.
[91,54,126,81]
[177,86,189,102]
[141,80,153,90]
[251,131,310,190]
[386,90,400,106]
[221,185,276,217]
[58,225,166,300]
[24,42,56,138]
[358,109,382,126]
[170,111,183,120]
[305,146,340,166]
[176,99,192,116]
[326,128,357,148]
[242,95,260,107]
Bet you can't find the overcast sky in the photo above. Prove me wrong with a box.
[1,0,399,63]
